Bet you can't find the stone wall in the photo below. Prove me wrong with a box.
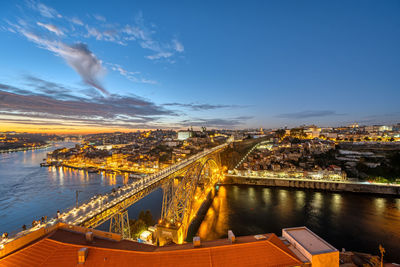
[223,175,400,195]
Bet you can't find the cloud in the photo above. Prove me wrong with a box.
[93,14,106,22]
[12,2,184,63]
[0,78,176,129]
[0,83,33,95]
[276,110,344,119]
[27,0,62,18]
[123,12,184,61]
[70,17,84,26]
[63,43,107,94]
[22,75,83,101]
[163,103,239,111]
[0,77,251,130]
[16,28,107,94]
[84,25,125,45]
[179,116,252,128]
[37,22,64,36]
[108,63,157,84]
[146,52,173,60]
[85,25,103,40]
[172,39,184,52]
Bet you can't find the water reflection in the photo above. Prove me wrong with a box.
[0,142,135,234]
[331,194,341,215]
[198,186,229,241]
[197,185,400,262]
[374,198,386,214]
[262,188,271,205]
[295,190,305,210]
[312,192,323,212]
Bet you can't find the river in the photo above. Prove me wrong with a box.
[197,185,400,262]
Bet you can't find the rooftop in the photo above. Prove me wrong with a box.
[0,228,302,267]
[283,226,337,255]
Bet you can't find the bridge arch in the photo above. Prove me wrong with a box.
[158,156,221,244]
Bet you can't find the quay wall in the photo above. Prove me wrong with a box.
[223,175,400,196]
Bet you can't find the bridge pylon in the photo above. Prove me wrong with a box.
[157,152,222,246]
[109,209,131,239]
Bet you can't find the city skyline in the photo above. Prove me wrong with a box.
[1,0,400,133]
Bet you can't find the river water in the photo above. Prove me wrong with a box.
[1,144,399,262]
[0,142,162,234]
[197,185,400,262]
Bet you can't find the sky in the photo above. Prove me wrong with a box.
[0,0,399,133]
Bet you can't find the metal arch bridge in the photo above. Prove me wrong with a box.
[57,141,230,242]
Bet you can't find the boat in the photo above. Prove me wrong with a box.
[87,167,98,173]
[40,163,50,167]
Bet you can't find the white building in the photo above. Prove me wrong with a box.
[177,131,192,140]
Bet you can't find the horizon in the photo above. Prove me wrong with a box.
[0,0,399,133]
[1,121,399,135]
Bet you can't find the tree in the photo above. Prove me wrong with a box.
[290,128,305,138]
[139,210,154,226]
[291,137,301,144]
[129,219,147,238]
[275,129,285,139]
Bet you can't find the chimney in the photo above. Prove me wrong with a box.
[193,236,201,248]
[78,247,88,264]
[85,231,93,243]
[228,230,235,243]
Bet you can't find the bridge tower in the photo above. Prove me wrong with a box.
[157,153,222,245]
[109,209,131,239]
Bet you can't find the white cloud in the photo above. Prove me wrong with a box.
[20,29,107,95]
[93,14,106,22]
[122,13,184,61]
[85,25,103,40]
[70,17,83,26]
[172,39,184,52]
[37,22,64,36]
[108,63,157,84]
[27,0,62,18]
[146,52,173,60]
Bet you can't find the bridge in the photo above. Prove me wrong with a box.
[52,140,231,244]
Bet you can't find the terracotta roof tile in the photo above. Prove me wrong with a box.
[0,233,302,267]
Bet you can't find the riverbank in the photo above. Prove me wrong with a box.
[0,143,51,153]
[41,162,149,177]
[0,142,130,234]
[223,175,400,195]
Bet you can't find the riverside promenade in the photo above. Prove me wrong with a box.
[223,175,400,195]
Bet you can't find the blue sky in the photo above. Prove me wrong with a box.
[0,0,399,132]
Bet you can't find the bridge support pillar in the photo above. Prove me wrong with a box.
[109,209,131,239]
[156,224,185,246]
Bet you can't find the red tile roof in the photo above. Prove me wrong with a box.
[0,232,302,267]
